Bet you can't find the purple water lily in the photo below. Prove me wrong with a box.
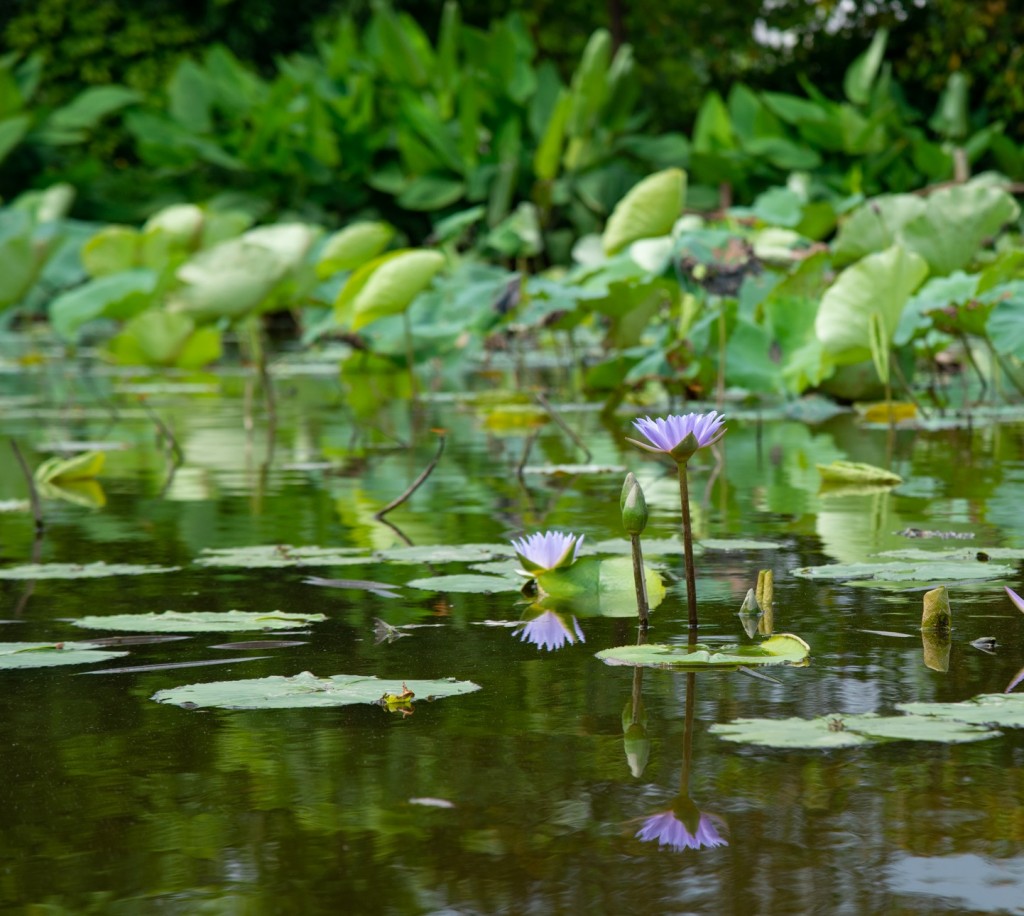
[636,809,728,852]
[514,609,585,652]
[628,411,727,462]
[1006,586,1024,615]
[511,530,584,575]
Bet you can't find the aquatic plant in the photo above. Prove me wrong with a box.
[627,411,727,628]
[620,472,650,627]
[511,530,584,576]
[513,607,585,652]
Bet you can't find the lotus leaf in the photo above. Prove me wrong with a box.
[335,248,445,331]
[194,545,367,568]
[73,610,327,633]
[817,461,902,486]
[405,574,522,594]
[791,560,1012,586]
[0,562,181,580]
[317,221,395,277]
[596,633,810,669]
[152,672,481,710]
[709,712,997,749]
[0,642,129,669]
[602,168,685,255]
[896,694,1024,728]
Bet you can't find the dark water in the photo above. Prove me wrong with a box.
[1,354,1023,915]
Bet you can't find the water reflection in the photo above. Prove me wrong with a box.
[635,671,729,853]
[513,603,585,651]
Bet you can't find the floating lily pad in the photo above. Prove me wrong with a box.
[791,560,1012,586]
[405,573,522,594]
[152,672,481,710]
[0,642,128,669]
[596,633,810,669]
[0,562,182,580]
[534,557,666,613]
[73,610,326,632]
[879,547,1024,562]
[373,544,508,564]
[896,693,1024,728]
[700,538,780,551]
[195,545,367,568]
[521,464,627,475]
[709,712,997,748]
[817,460,902,486]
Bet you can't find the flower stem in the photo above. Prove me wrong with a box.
[630,533,649,628]
[677,462,698,629]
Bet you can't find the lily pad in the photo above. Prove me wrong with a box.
[700,538,781,551]
[0,642,128,669]
[405,573,522,594]
[152,672,481,710]
[709,712,998,748]
[0,562,181,580]
[817,461,902,486]
[879,547,1024,562]
[896,693,1024,728]
[373,544,508,564]
[195,545,367,568]
[791,560,1013,586]
[596,633,810,669]
[73,610,326,632]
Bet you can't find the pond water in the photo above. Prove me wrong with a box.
[1,349,1023,915]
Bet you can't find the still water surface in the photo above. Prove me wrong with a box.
[1,356,1023,914]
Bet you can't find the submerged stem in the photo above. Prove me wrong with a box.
[677,463,698,629]
[630,533,649,628]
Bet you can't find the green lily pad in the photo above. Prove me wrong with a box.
[792,560,1013,586]
[817,460,902,486]
[521,464,627,475]
[700,538,781,551]
[195,545,367,568]
[0,562,182,580]
[588,536,685,558]
[535,557,666,611]
[373,544,508,563]
[879,547,1024,562]
[596,633,810,669]
[405,574,522,594]
[73,610,326,633]
[709,712,997,748]
[896,694,1024,728]
[0,642,129,669]
[152,672,481,710]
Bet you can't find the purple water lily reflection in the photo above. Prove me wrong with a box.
[636,809,728,852]
[629,411,727,458]
[511,530,584,574]
[514,609,585,652]
[1005,586,1024,615]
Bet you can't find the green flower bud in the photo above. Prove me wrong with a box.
[620,474,648,535]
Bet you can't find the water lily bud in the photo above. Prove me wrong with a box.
[620,474,648,535]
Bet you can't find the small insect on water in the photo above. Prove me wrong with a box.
[827,716,845,732]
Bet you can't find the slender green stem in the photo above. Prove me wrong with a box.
[630,533,649,628]
[677,462,698,629]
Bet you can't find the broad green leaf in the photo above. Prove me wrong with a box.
[567,29,611,137]
[985,289,1024,360]
[898,184,1020,275]
[317,222,395,278]
[792,559,1012,586]
[152,672,481,710]
[35,450,105,483]
[0,642,128,670]
[396,174,465,211]
[815,245,928,366]
[843,29,888,105]
[533,89,571,181]
[596,633,810,669]
[195,545,367,568]
[535,557,665,613]
[817,461,902,486]
[107,311,196,367]
[40,85,141,142]
[49,269,157,339]
[602,168,686,255]
[710,711,996,749]
[0,113,31,166]
[406,573,522,594]
[0,208,36,309]
[74,610,327,633]
[831,194,925,266]
[897,694,1024,728]
[80,226,141,276]
[335,248,445,331]
[0,562,180,580]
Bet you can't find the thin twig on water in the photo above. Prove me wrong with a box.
[534,392,591,461]
[374,432,446,520]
